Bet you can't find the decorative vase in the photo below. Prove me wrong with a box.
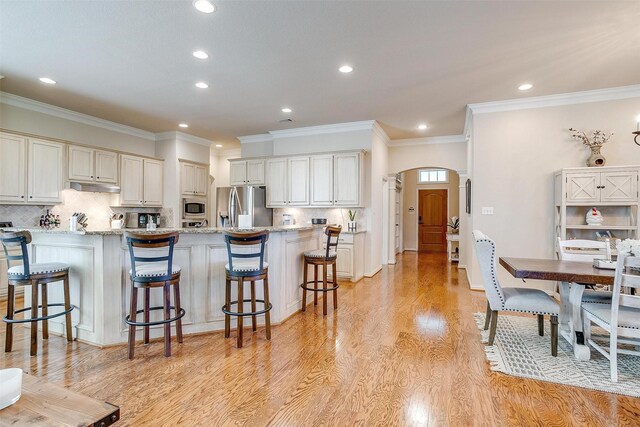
[451,228,459,234]
[347,221,357,231]
[587,145,606,167]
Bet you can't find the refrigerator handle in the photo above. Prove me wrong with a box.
[228,187,235,228]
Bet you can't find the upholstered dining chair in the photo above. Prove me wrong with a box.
[582,252,640,382]
[473,230,560,356]
[557,238,615,304]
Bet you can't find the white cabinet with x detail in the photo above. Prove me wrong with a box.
[565,170,637,204]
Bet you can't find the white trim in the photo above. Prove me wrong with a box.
[467,84,640,115]
[389,134,466,147]
[365,265,383,278]
[269,120,376,139]
[156,131,213,147]
[0,91,156,141]
[372,121,390,146]
[238,134,273,144]
[215,148,242,157]
[403,246,418,252]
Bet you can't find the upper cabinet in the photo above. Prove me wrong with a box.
[28,139,64,204]
[229,159,265,186]
[566,170,637,204]
[68,145,118,184]
[266,158,288,207]
[180,161,208,196]
[120,155,163,207]
[310,154,334,206]
[333,152,362,206]
[0,133,27,203]
[288,157,310,206]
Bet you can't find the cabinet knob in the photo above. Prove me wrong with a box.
[97,176,100,179]
[91,175,93,178]
[21,195,24,199]
[29,196,32,199]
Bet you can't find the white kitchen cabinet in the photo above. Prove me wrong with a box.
[334,152,361,206]
[229,159,265,186]
[95,150,118,183]
[565,170,637,204]
[229,161,247,186]
[68,145,94,181]
[288,157,310,206]
[28,139,64,204]
[181,161,208,196]
[194,165,208,195]
[266,158,288,207]
[120,155,144,206]
[335,246,353,278]
[0,133,27,203]
[247,160,265,185]
[143,159,164,206]
[328,232,365,282]
[310,154,334,206]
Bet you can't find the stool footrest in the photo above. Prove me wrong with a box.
[300,281,339,292]
[222,299,273,317]
[3,303,76,324]
[125,306,186,327]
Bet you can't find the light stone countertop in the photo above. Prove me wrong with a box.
[4,225,329,236]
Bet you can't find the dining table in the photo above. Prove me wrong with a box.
[498,257,615,361]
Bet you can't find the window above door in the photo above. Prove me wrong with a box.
[418,169,448,184]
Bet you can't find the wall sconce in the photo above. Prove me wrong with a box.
[634,114,640,146]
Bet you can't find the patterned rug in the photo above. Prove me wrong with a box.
[473,313,640,397]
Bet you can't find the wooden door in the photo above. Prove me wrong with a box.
[418,189,447,252]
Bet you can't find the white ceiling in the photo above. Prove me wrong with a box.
[1,0,639,148]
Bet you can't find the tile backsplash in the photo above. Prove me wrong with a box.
[1,189,174,229]
[273,207,366,228]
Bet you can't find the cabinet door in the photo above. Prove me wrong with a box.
[95,150,118,183]
[181,162,195,195]
[229,161,247,186]
[334,153,360,206]
[566,173,599,204]
[310,155,334,206]
[266,158,288,207]
[28,139,64,203]
[0,133,26,202]
[246,160,265,185]
[143,159,164,206]
[68,145,94,182]
[335,246,353,278]
[194,165,208,196]
[120,155,144,206]
[288,157,310,206]
[601,171,637,203]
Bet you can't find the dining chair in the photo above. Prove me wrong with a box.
[582,252,640,382]
[473,230,560,356]
[557,238,615,304]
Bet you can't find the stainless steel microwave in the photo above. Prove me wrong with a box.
[183,197,207,218]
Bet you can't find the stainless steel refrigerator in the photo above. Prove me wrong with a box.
[216,186,273,228]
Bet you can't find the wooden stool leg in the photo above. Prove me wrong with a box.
[484,302,492,330]
[314,265,318,306]
[224,277,231,338]
[5,283,15,352]
[143,287,150,344]
[41,282,48,339]
[332,262,338,310]
[63,274,73,342]
[264,276,271,340]
[163,283,171,357]
[30,279,39,356]
[237,278,244,348]
[128,285,138,360]
[174,283,183,344]
[538,314,544,337]
[301,260,308,311]
[251,280,257,332]
[488,311,499,346]
[322,263,328,316]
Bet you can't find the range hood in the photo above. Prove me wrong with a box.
[70,181,121,193]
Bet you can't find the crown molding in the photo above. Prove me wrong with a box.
[238,133,273,144]
[174,131,213,147]
[0,91,156,141]
[269,120,376,139]
[214,147,242,156]
[372,121,390,146]
[467,84,640,115]
[389,134,466,147]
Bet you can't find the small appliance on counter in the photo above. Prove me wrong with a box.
[183,219,208,228]
[282,214,294,226]
[311,218,327,225]
[125,212,160,229]
[0,221,13,229]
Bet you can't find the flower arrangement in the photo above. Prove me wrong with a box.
[348,210,357,222]
[447,216,460,233]
[616,239,640,255]
[569,128,614,148]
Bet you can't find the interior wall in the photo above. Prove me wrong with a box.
[469,96,640,291]
[402,169,459,251]
[388,141,467,175]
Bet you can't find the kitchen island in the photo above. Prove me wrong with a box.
[18,226,326,346]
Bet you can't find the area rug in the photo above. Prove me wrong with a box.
[473,312,640,397]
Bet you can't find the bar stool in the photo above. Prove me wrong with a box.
[125,231,185,359]
[301,225,342,315]
[1,231,75,356]
[222,230,272,348]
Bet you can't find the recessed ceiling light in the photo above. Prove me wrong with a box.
[418,123,428,130]
[215,144,223,148]
[193,0,215,13]
[339,65,353,73]
[518,83,533,91]
[39,77,56,84]
[281,107,292,113]
[192,50,209,59]
[179,123,189,128]
[195,82,209,89]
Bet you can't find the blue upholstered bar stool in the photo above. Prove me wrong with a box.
[125,231,185,359]
[301,225,342,315]
[1,231,75,356]
[222,230,272,348]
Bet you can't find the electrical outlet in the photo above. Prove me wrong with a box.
[481,207,494,215]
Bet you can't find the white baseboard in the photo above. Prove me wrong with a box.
[457,264,467,269]
[365,265,383,277]
[403,247,417,252]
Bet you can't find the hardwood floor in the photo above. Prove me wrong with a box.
[1,253,639,426]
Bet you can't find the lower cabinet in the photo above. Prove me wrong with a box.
[331,232,365,282]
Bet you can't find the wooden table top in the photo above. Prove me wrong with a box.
[499,257,616,285]
[0,373,119,427]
